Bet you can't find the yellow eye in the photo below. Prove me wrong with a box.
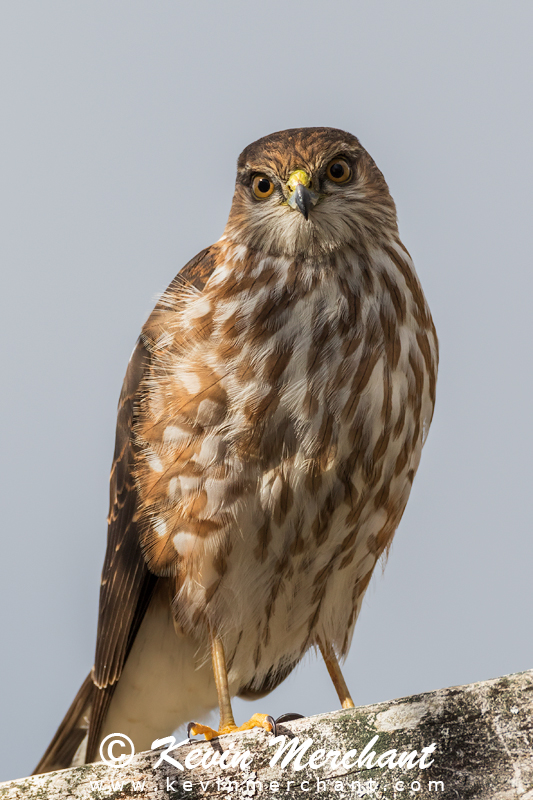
[252,175,275,199]
[326,158,352,184]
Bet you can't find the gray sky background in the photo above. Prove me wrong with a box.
[1,0,532,783]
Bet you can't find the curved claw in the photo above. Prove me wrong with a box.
[267,712,305,736]
[275,712,305,725]
[265,715,277,737]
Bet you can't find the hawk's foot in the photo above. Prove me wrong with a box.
[188,712,305,740]
[188,713,275,741]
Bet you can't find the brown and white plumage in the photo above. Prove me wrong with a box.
[35,127,437,773]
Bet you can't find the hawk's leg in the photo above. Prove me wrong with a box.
[188,629,274,741]
[318,638,355,709]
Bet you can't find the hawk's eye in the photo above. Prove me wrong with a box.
[252,175,275,199]
[326,158,352,184]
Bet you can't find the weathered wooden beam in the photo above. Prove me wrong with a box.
[2,669,532,798]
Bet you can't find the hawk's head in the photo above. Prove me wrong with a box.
[225,127,398,257]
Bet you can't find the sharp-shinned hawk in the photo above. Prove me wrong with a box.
[35,127,438,772]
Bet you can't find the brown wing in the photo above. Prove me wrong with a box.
[87,246,217,760]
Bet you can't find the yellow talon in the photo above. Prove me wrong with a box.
[234,713,273,733]
[189,713,273,741]
[188,723,223,741]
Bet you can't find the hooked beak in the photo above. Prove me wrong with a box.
[286,169,319,220]
[291,184,313,220]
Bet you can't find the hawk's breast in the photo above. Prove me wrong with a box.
[134,238,437,678]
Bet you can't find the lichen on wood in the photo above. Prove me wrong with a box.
[1,669,532,799]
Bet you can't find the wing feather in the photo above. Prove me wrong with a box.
[86,246,217,760]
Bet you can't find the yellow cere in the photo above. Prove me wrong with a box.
[287,169,311,192]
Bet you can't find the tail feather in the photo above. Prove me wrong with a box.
[33,673,94,775]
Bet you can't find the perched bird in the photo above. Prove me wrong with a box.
[35,127,438,772]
